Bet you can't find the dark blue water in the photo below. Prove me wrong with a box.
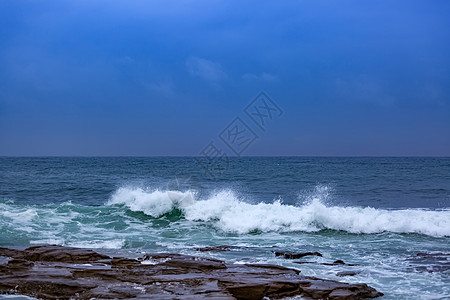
[1,157,449,299]
[1,157,449,207]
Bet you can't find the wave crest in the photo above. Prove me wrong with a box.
[108,187,450,237]
[108,187,195,217]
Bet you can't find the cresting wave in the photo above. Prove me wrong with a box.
[108,187,450,237]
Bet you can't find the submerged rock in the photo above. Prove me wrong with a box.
[416,252,449,258]
[0,245,383,299]
[273,251,323,259]
[336,271,361,277]
[407,252,450,273]
[322,260,359,266]
[294,259,359,267]
[195,245,234,252]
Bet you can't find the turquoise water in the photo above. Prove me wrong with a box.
[1,157,449,299]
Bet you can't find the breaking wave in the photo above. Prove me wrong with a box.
[108,187,450,237]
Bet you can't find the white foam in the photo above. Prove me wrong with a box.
[0,208,37,223]
[108,187,195,217]
[30,239,65,245]
[67,239,125,249]
[108,187,450,237]
[141,257,171,265]
[0,204,38,233]
[0,295,39,300]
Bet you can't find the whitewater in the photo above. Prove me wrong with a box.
[108,187,450,237]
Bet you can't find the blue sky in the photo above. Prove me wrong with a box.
[0,0,449,156]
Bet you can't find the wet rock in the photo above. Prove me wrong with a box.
[111,257,142,268]
[140,253,227,271]
[223,283,268,300]
[327,285,375,299]
[274,251,323,259]
[245,263,301,275]
[23,245,110,263]
[5,258,34,270]
[416,252,449,257]
[322,260,359,266]
[0,248,24,259]
[333,260,345,265]
[298,278,380,299]
[294,259,359,267]
[337,271,360,277]
[0,245,383,299]
[196,245,234,252]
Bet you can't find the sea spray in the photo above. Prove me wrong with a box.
[109,187,195,217]
[107,187,450,237]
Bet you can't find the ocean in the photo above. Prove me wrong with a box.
[0,157,449,299]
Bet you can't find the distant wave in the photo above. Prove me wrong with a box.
[108,187,450,237]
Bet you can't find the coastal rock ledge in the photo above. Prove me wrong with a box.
[0,245,383,299]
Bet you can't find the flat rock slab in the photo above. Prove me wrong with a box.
[0,245,383,299]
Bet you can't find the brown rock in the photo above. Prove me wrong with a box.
[0,247,24,259]
[111,257,142,268]
[23,245,110,263]
[225,283,268,300]
[0,245,383,299]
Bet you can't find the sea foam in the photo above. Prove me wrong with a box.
[109,187,195,217]
[108,187,450,237]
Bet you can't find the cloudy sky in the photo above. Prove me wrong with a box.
[1,0,449,156]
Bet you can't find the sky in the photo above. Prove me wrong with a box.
[0,0,449,156]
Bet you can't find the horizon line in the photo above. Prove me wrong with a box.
[1,155,449,158]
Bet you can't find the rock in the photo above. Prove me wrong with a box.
[111,257,142,268]
[245,263,301,274]
[5,258,34,270]
[140,253,227,271]
[294,259,359,267]
[416,252,449,257]
[337,271,360,277]
[22,245,110,263]
[297,278,380,299]
[0,247,24,259]
[322,260,359,266]
[224,283,268,300]
[196,245,234,252]
[327,285,376,299]
[274,251,323,259]
[0,245,383,299]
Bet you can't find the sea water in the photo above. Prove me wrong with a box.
[0,157,449,299]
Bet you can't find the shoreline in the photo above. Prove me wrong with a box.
[0,245,383,299]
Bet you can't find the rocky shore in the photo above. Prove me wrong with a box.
[0,245,383,299]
